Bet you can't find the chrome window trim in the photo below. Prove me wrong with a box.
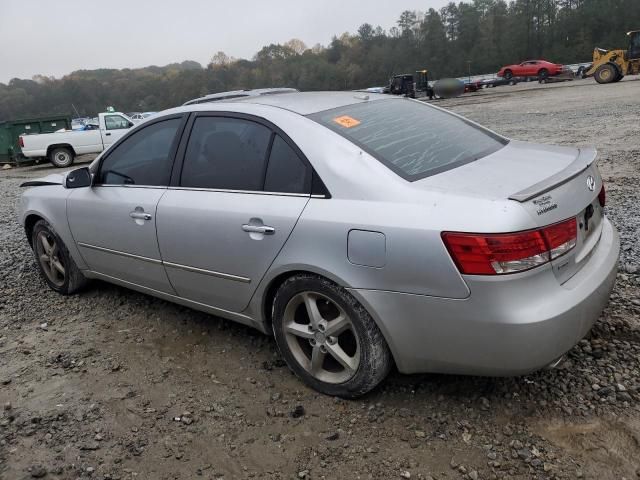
[90,185,327,197]
[169,186,312,198]
[167,186,313,198]
[92,184,168,189]
[78,242,251,283]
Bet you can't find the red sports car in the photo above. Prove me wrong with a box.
[497,60,564,80]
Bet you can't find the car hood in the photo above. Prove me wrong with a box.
[413,140,591,201]
[20,173,65,188]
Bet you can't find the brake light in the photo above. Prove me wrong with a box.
[543,218,577,259]
[598,184,606,208]
[19,136,24,148]
[442,218,577,275]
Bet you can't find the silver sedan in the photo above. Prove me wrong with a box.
[18,92,619,397]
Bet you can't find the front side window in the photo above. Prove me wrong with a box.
[98,118,181,186]
[104,115,131,130]
[309,98,506,181]
[180,116,271,191]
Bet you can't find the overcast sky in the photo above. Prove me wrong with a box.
[0,0,451,83]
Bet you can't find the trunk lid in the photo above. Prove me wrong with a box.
[416,140,604,283]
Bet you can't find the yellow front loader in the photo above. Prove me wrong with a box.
[586,30,640,84]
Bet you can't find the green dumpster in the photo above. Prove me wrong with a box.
[0,115,72,164]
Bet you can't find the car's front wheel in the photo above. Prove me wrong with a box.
[32,220,88,295]
[272,274,392,398]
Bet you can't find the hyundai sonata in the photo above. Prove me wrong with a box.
[19,91,619,397]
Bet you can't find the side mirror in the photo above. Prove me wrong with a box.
[65,167,92,188]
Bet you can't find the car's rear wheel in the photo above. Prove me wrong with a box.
[272,274,392,398]
[49,147,74,168]
[32,220,87,295]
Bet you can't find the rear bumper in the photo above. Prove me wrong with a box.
[350,217,620,375]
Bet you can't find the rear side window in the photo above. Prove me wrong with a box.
[181,116,271,191]
[309,99,506,181]
[264,135,310,194]
[98,118,181,186]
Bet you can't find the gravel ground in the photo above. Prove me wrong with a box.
[1,78,639,480]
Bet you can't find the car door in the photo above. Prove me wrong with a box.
[525,61,538,76]
[67,114,186,293]
[156,113,312,312]
[102,114,133,149]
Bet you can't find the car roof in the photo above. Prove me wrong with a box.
[168,91,393,116]
[227,91,392,115]
[182,88,299,106]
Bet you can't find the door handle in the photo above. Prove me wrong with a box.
[105,132,111,136]
[130,211,152,221]
[242,224,275,235]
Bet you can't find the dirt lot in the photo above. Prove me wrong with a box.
[1,78,639,480]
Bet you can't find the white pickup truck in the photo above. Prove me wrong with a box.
[20,112,134,167]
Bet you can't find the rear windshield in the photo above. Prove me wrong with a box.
[308,98,507,181]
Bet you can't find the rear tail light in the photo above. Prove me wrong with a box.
[543,218,577,259]
[598,184,606,208]
[442,217,577,275]
[19,136,24,148]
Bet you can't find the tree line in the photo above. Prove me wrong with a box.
[1,0,639,120]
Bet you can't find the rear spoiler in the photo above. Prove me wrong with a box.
[509,147,597,202]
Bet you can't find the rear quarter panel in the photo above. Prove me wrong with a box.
[262,197,470,299]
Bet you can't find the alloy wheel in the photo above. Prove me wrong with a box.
[36,231,65,286]
[283,291,360,384]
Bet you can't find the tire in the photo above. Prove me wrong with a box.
[594,64,617,84]
[538,68,549,80]
[272,274,392,398]
[49,147,74,168]
[613,73,624,83]
[503,70,513,80]
[32,220,88,295]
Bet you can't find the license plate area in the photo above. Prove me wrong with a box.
[551,199,603,284]
[576,199,604,262]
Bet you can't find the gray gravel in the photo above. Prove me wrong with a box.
[1,79,639,479]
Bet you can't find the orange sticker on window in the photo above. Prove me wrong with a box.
[333,115,361,128]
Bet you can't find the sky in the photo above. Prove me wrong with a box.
[0,0,450,83]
